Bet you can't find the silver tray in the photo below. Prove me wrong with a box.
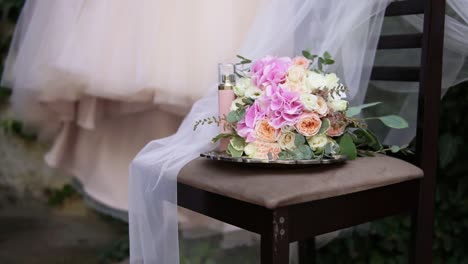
[200,151,347,167]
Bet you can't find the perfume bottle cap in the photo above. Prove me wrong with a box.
[218,63,236,89]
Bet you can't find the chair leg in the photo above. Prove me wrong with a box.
[261,209,289,264]
[298,238,316,264]
[409,184,435,263]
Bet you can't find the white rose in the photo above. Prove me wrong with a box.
[325,73,339,90]
[281,125,295,133]
[278,132,296,150]
[230,98,245,111]
[305,71,327,91]
[328,99,348,112]
[287,65,306,83]
[300,93,319,111]
[307,134,328,151]
[233,77,251,97]
[244,143,256,158]
[245,86,263,99]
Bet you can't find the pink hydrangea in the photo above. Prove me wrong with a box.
[237,100,268,142]
[267,86,304,129]
[251,56,291,90]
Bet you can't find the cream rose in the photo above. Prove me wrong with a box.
[315,96,329,116]
[305,71,327,91]
[300,93,319,111]
[285,81,307,93]
[295,113,322,137]
[287,65,307,83]
[244,143,256,158]
[281,125,295,133]
[307,134,328,151]
[230,97,246,111]
[255,119,280,143]
[233,77,251,97]
[325,73,339,89]
[328,99,348,112]
[278,131,296,150]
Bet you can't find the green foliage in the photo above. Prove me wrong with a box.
[317,82,468,263]
[376,115,409,129]
[0,86,11,101]
[98,236,130,264]
[339,133,357,160]
[44,184,76,206]
[347,102,382,117]
[318,118,330,134]
[1,118,37,140]
[193,116,221,131]
[211,133,234,143]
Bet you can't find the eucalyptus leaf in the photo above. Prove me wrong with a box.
[339,133,357,160]
[293,148,305,160]
[346,102,382,117]
[390,145,400,153]
[227,143,243,158]
[318,118,330,134]
[294,134,306,146]
[242,98,254,105]
[230,136,246,151]
[226,111,238,123]
[236,54,252,63]
[378,115,409,129]
[211,133,234,143]
[278,150,295,160]
[302,50,317,61]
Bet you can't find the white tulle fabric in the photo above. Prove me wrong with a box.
[2,0,262,131]
[129,0,392,262]
[371,0,468,145]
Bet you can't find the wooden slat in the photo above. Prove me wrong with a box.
[385,1,424,16]
[378,33,423,49]
[288,180,420,241]
[370,66,420,81]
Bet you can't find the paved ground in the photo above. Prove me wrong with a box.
[0,102,262,264]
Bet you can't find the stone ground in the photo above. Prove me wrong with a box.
[0,102,262,264]
[0,102,129,264]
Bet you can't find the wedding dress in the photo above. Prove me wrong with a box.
[2,0,263,216]
[129,0,468,263]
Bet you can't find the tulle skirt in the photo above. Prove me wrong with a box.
[3,0,263,211]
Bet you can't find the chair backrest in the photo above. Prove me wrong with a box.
[373,0,445,246]
[372,0,445,172]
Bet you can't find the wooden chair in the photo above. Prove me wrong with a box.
[177,0,445,263]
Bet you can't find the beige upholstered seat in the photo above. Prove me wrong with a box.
[178,155,423,209]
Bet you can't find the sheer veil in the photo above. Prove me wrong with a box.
[129,0,392,262]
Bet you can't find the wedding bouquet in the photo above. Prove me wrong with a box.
[195,51,411,161]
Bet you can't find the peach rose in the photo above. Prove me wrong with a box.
[292,56,311,69]
[252,141,282,160]
[315,96,329,117]
[255,119,280,143]
[295,113,322,137]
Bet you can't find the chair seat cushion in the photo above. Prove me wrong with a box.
[178,155,423,209]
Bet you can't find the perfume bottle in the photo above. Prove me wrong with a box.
[218,63,236,152]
